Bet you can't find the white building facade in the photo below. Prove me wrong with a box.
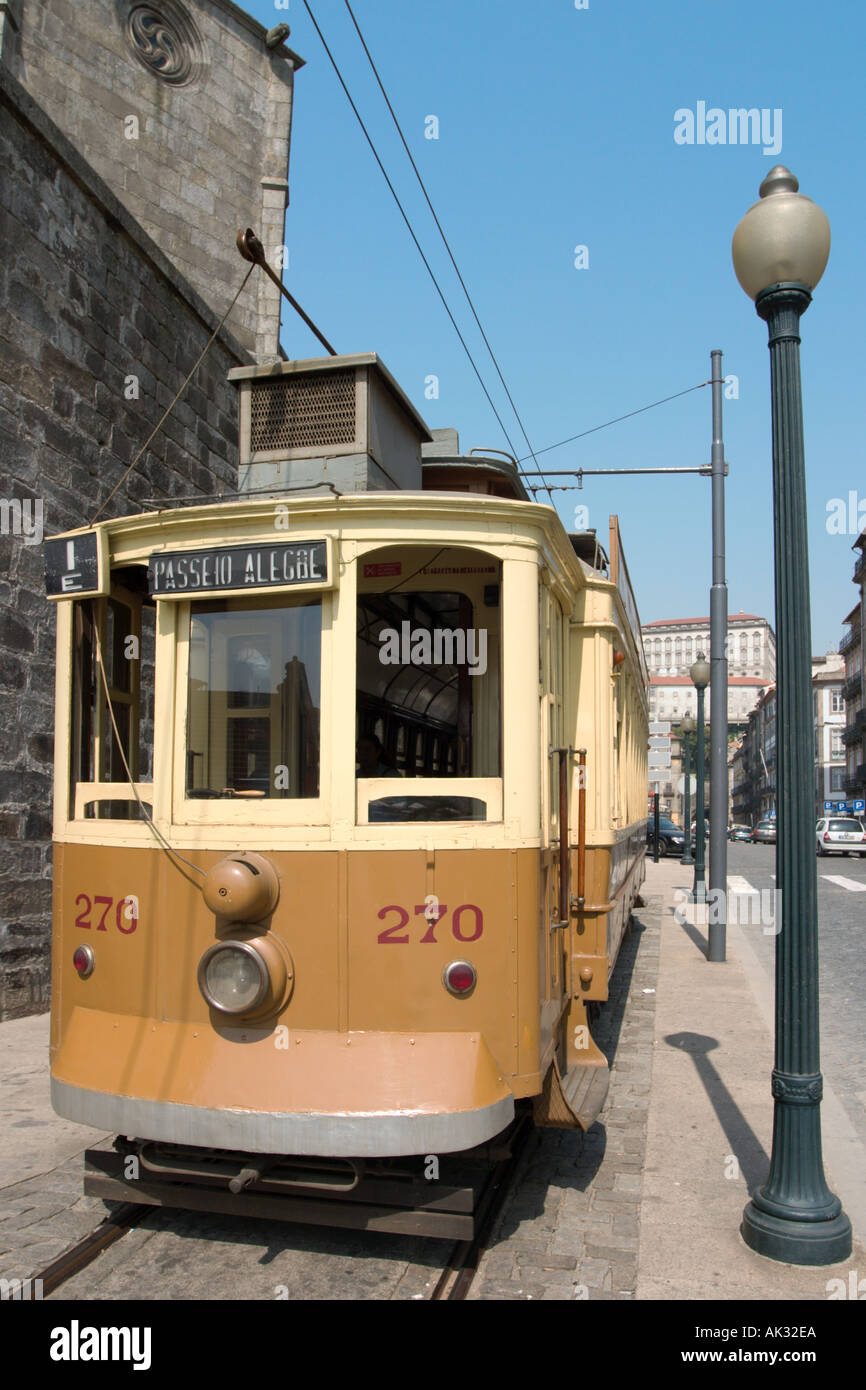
[813,658,847,811]
[642,613,776,728]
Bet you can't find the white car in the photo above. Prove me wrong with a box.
[815,816,866,857]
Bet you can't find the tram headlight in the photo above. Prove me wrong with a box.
[199,941,268,1015]
[198,935,290,1017]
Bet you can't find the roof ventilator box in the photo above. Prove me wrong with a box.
[228,353,432,496]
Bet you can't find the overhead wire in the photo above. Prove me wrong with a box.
[299,0,539,495]
[340,0,555,502]
[518,381,711,466]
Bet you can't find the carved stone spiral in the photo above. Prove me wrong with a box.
[123,2,205,87]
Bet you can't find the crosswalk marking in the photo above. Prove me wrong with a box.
[727,875,758,895]
[820,875,866,893]
[731,872,866,895]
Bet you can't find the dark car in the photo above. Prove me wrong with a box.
[647,817,685,856]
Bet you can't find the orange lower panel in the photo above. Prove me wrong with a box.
[51,1007,515,1157]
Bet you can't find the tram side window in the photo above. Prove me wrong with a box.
[70,590,154,819]
[356,548,501,820]
[186,596,321,800]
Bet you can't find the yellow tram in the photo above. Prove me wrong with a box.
[45,353,648,1218]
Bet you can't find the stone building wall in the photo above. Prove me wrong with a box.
[7,0,302,360]
[0,67,251,1017]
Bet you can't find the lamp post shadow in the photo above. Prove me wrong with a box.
[664,1031,768,1193]
[668,897,709,960]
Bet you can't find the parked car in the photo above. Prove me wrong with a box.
[646,817,685,856]
[751,819,777,844]
[815,816,866,857]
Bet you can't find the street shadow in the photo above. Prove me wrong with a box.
[666,882,711,959]
[673,910,709,959]
[593,912,647,1067]
[663,1031,768,1193]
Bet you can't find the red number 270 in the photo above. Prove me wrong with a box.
[74,894,139,935]
[376,903,483,945]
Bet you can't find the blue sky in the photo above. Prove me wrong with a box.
[247,0,865,651]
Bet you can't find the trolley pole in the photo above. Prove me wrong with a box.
[708,350,728,961]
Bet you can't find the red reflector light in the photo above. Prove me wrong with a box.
[72,945,94,978]
[823,833,831,842]
[443,960,476,997]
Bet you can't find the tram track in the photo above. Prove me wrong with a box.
[14,1121,535,1301]
[430,1121,536,1300]
[17,1203,148,1300]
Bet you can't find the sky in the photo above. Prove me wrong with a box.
[246,0,865,652]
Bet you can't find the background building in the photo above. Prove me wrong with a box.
[813,652,846,814]
[643,612,775,730]
[729,655,848,827]
[729,685,776,825]
[0,0,302,1017]
[841,532,865,803]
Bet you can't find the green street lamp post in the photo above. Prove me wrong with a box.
[690,655,710,903]
[680,716,695,866]
[732,166,851,1264]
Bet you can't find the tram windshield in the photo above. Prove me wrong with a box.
[185,596,321,799]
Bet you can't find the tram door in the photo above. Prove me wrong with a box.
[539,585,569,1058]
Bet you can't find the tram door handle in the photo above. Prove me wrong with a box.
[550,746,573,932]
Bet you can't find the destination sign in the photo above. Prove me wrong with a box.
[44,531,108,600]
[148,541,329,597]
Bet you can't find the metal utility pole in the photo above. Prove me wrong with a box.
[708,350,728,961]
[691,656,710,904]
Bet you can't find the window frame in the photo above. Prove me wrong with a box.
[66,584,154,822]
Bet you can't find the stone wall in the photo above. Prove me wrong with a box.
[9,0,302,360]
[0,67,250,1018]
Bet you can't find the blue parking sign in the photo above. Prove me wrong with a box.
[854,800,865,812]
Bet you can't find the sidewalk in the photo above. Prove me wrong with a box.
[0,1013,114,1279]
[469,856,866,1299]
